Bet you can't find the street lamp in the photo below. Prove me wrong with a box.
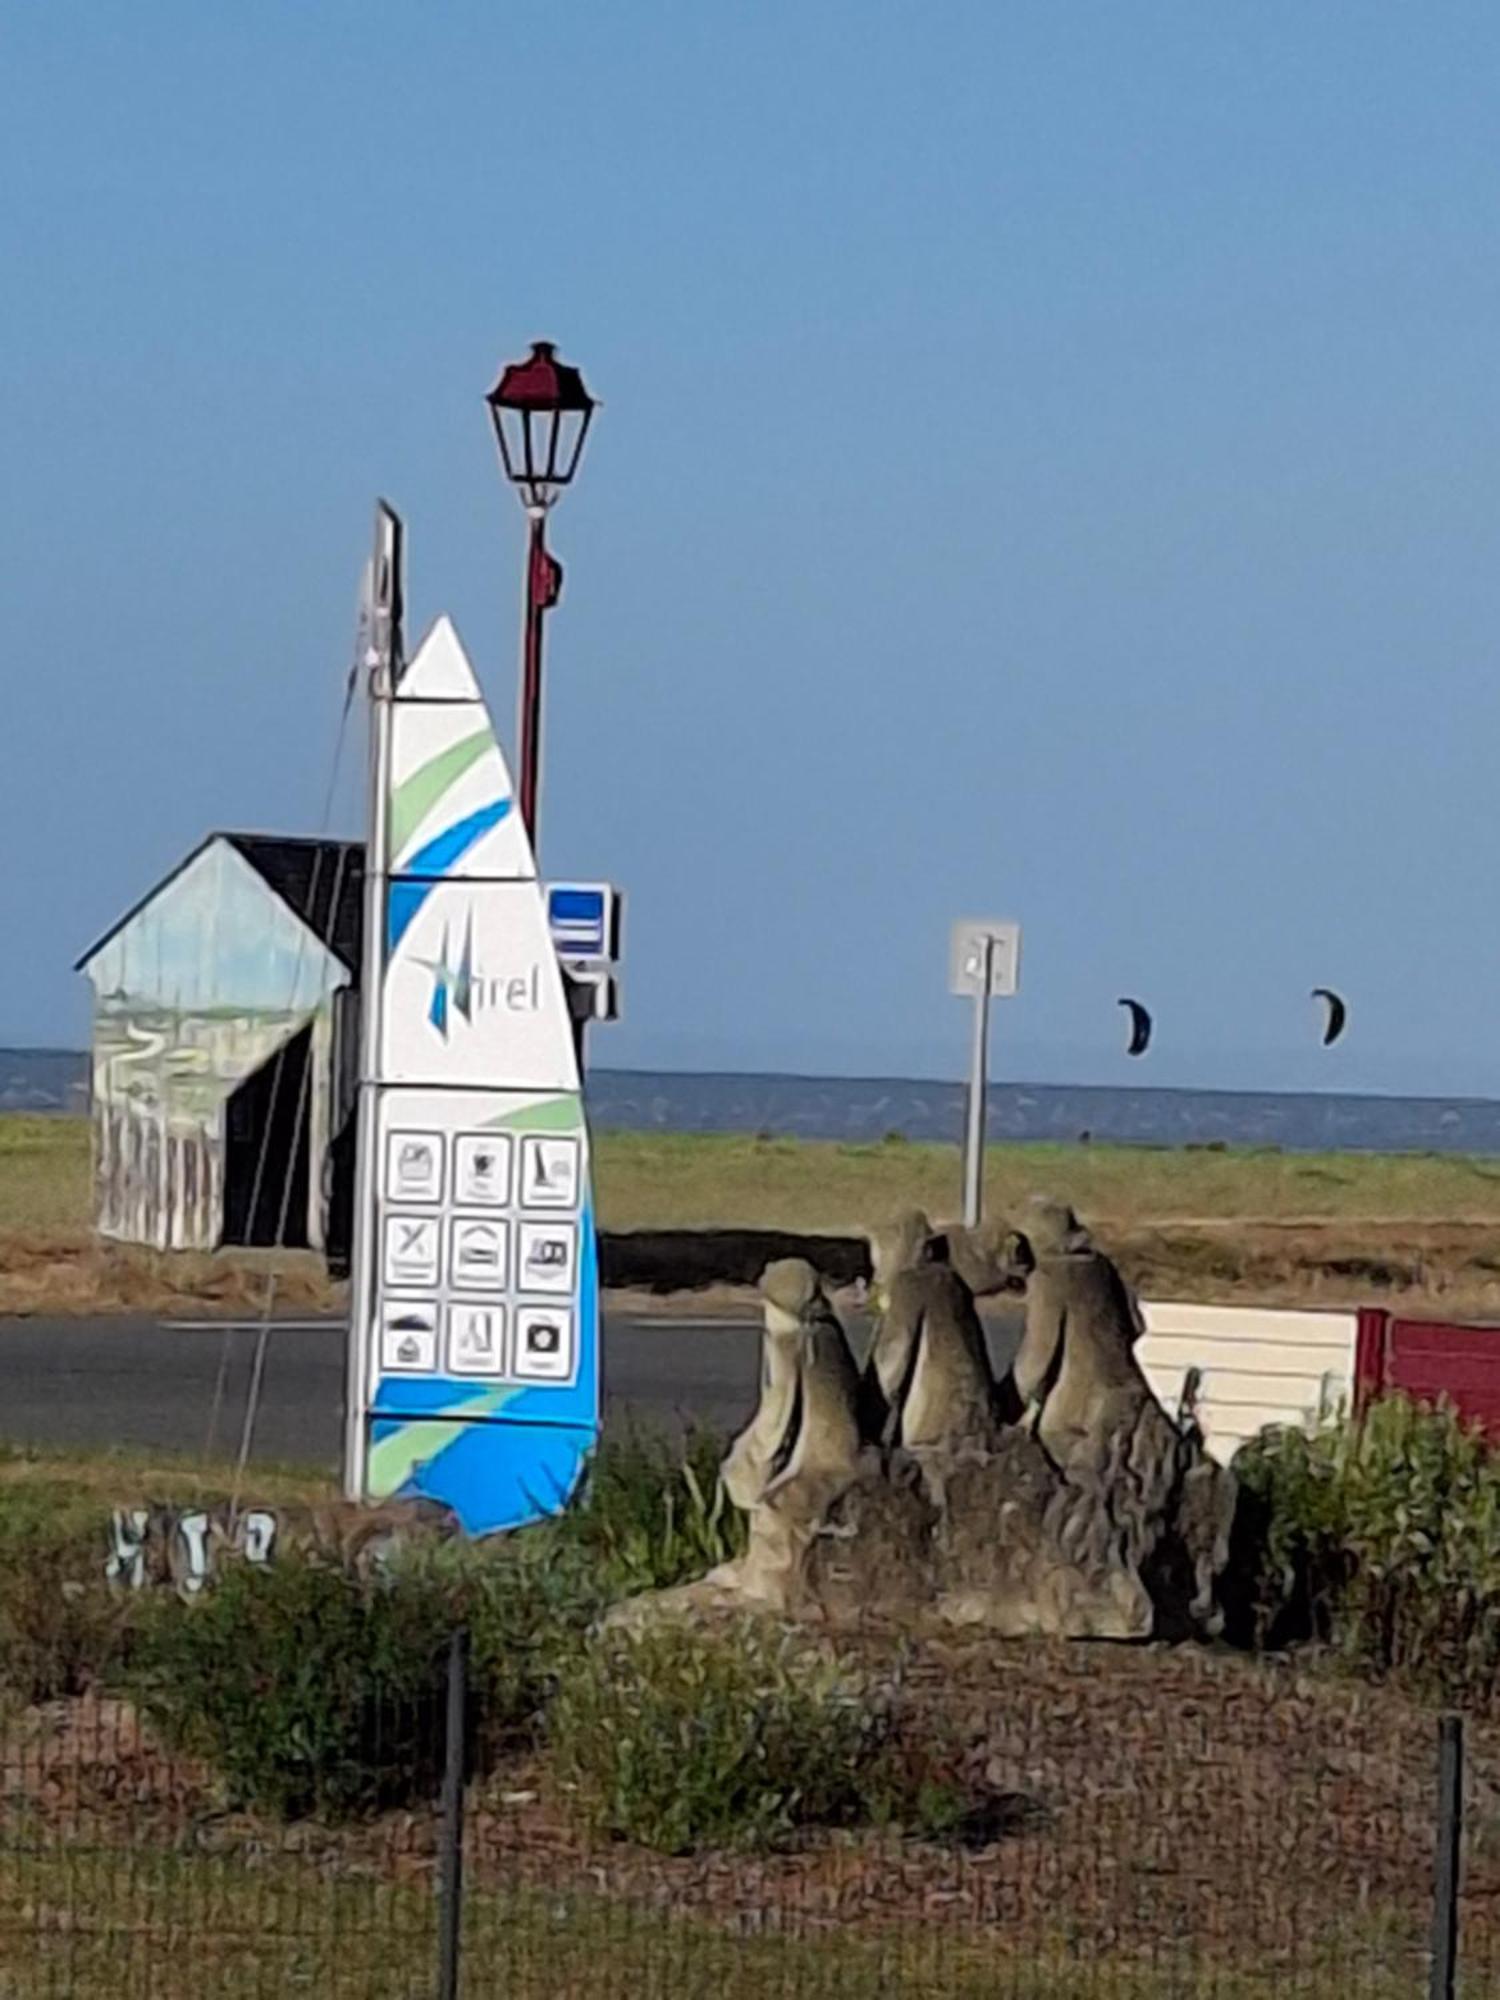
[485,340,596,849]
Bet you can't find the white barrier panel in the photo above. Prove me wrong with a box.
[1137,1301,1361,1467]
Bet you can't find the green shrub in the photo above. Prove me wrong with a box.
[391,1434,752,1768]
[386,1533,599,1749]
[548,1624,962,1853]
[1231,1421,1351,1649]
[546,1429,745,1598]
[1237,1396,1500,1702]
[131,1556,457,1819]
[0,1489,128,1703]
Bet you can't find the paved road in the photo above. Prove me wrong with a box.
[0,1308,1023,1471]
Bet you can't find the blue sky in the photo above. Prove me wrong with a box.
[5,3,1500,1095]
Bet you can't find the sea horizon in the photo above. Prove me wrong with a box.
[10,1047,1500,1156]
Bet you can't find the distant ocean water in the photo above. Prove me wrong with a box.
[1,1050,89,1116]
[13,1047,1500,1156]
[588,1069,1500,1155]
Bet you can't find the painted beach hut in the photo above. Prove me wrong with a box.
[75,834,362,1252]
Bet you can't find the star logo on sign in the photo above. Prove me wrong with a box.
[413,912,475,1038]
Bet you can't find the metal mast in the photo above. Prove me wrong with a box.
[343,501,403,1500]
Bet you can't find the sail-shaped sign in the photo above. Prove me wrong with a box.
[350,607,600,1534]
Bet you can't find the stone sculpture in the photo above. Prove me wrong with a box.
[626,1201,1235,1643]
[863,1211,1008,1451]
[1004,1200,1240,1640]
[1006,1197,1235,1634]
[720,1261,802,1511]
[1011,1197,1149,1466]
[867,1207,935,1303]
[944,1216,1033,1301]
[700,1258,950,1625]
[866,1205,1028,1304]
[722,1257,864,1507]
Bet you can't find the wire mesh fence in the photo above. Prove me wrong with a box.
[3,1630,1500,1998]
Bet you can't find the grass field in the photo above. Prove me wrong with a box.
[7,1113,1500,1315]
[592,1126,1500,1229]
[0,1439,338,1521]
[0,1848,1423,1999]
[14,1112,1500,1235]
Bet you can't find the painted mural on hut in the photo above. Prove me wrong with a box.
[80,839,349,1250]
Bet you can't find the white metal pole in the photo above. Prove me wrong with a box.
[343,502,401,1502]
[962,934,994,1229]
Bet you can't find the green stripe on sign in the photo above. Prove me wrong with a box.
[484,1095,583,1133]
[367,1388,512,1495]
[368,1418,466,1497]
[389,728,495,862]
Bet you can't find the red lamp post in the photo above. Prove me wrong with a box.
[485,340,596,851]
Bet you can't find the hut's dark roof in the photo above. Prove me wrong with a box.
[223,835,364,972]
[75,833,366,975]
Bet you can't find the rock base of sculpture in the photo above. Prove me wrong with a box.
[622,1426,1234,1643]
[925,1433,1154,1639]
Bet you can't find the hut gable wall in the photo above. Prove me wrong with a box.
[80,838,349,1251]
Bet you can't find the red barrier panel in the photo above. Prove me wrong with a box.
[1353,1307,1390,1418]
[1358,1310,1500,1437]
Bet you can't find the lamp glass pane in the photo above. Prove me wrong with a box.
[554,408,588,485]
[492,403,527,485]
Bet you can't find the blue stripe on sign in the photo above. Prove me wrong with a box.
[404,798,510,880]
[550,890,603,921]
[387,879,428,954]
[386,799,511,954]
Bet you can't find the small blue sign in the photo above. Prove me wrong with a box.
[547,883,619,964]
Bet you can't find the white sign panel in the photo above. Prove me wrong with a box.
[349,601,601,1535]
[385,1129,443,1205]
[948,919,1022,999]
[515,1305,576,1382]
[383,1213,440,1289]
[365,1087,593,1396]
[386,621,533,881]
[449,1215,509,1290]
[446,1301,507,1377]
[520,1134,581,1210]
[517,1219,577,1294]
[380,1299,439,1373]
[381,880,580,1090]
[454,1131,512,1207]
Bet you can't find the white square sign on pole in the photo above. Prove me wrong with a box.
[949,919,1021,999]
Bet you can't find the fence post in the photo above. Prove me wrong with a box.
[1430,1712,1463,2000]
[438,1627,469,2000]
